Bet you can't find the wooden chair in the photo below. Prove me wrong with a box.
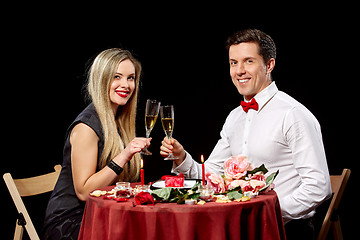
[317,168,351,240]
[3,165,62,240]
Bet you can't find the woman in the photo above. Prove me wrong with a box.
[43,48,150,239]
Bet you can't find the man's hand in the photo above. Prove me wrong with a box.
[160,137,186,165]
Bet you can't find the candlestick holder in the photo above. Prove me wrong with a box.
[115,182,131,198]
[134,185,151,196]
[197,185,214,202]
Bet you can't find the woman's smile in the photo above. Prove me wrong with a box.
[115,89,130,98]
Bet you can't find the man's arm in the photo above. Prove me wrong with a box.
[280,107,332,219]
[162,126,233,179]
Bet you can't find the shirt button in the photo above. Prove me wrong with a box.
[244,141,247,144]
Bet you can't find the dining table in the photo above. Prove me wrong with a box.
[78,183,286,240]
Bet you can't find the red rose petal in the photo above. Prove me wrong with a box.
[135,192,154,205]
[114,197,129,202]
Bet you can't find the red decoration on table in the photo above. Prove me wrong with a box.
[164,173,184,187]
[141,159,144,186]
[135,191,155,205]
[103,194,129,202]
[79,185,286,240]
[114,197,129,202]
[103,195,114,200]
[201,155,205,186]
[161,175,173,180]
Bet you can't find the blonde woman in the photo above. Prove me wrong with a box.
[43,48,150,239]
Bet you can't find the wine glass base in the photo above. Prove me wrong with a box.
[141,148,152,155]
[164,157,179,160]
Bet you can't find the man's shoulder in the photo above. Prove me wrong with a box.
[275,91,304,108]
[226,105,244,119]
[272,91,313,115]
[229,105,243,114]
[275,91,320,126]
[220,105,245,129]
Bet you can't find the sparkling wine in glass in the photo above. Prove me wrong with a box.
[160,105,179,160]
[142,99,160,155]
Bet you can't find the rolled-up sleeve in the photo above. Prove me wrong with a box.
[172,151,201,178]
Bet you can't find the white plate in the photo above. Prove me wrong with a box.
[152,180,197,189]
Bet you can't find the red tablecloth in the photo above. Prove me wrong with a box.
[78,185,286,240]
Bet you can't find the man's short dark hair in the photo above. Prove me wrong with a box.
[226,29,276,64]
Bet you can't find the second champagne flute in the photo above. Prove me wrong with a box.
[160,105,179,160]
[142,99,161,155]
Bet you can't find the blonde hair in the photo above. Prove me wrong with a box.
[87,48,141,182]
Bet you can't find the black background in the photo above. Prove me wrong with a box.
[1,5,357,239]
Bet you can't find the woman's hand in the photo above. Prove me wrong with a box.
[115,137,151,166]
[160,137,186,165]
[71,125,151,202]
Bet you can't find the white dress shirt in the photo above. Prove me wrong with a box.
[172,82,332,223]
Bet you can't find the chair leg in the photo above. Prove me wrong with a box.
[332,218,343,240]
[14,219,24,240]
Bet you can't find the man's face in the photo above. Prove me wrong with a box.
[229,42,275,101]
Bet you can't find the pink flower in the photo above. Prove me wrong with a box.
[205,172,226,194]
[224,155,249,180]
[250,172,266,182]
[238,172,266,193]
[249,180,266,193]
[227,179,247,190]
[241,181,254,192]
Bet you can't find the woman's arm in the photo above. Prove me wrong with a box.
[70,123,150,201]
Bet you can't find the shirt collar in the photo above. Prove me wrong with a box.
[243,81,278,113]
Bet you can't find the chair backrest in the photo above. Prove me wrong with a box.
[3,165,62,240]
[317,168,351,240]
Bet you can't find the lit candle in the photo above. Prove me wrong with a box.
[141,159,144,186]
[201,155,205,186]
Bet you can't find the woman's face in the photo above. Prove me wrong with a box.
[109,59,136,114]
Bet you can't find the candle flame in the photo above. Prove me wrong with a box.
[201,154,204,163]
[141,159,143,168]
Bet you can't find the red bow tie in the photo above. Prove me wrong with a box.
[241,98,259,113]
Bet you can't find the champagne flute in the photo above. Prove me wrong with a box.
[142,99,161,155]
[160,105,179,160]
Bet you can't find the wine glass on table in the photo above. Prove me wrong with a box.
[142,99,161,155]
[160,105,179,160]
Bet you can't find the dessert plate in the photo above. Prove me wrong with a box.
[151,180,197,189]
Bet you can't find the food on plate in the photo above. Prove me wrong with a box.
[164,173,184,187]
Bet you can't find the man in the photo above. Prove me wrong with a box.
[160,29,331,239]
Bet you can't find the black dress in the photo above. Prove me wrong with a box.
[42,103,104,240]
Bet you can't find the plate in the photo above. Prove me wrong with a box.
[151,180,197,189]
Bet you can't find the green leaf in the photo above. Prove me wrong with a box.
[170,189,183,201]
[189,193,200,200]
[260,170,279,192]
[217,185,242,195]
[247,164,268,175]
[151,181,202,204]
[177,181,201,204]
[227,190,243,200]
[151,187,173,201]
[176,193,188,204]
[190,181,201,192]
